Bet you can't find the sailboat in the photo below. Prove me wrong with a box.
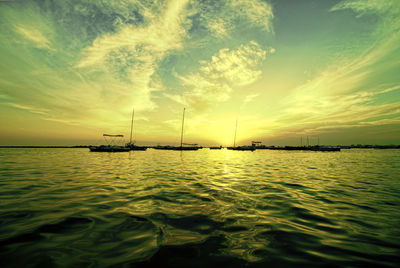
[126,108,147,151]
[227,118,255,151]
[153,108,200,150]
[174,108,200,150]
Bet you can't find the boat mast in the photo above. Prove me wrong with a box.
[233,118,238,147]
[129,107,134,144]
[180,108,185,147]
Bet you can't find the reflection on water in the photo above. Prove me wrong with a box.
[0,148,399,267]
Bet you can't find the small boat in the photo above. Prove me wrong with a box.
[209,146,222,149]
[126,108,147,151]
[251,141,269,149]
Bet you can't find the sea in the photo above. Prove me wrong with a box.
[0,148,399,267]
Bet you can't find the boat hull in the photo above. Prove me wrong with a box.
[264,146,340,151]
[89,146,130,152]
[154,146,200,150]
[311,147,340,152]
[172,147,200,151]
[227,146,255,151]
[126,145,147,151]
[130,147,147,151]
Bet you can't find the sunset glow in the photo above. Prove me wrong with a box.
[1,0,399,146]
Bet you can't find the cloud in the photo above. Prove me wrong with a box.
[331,0,400,39]
[230,0,274,32]
[243,93,259,104]
[70,0,193,121]
[0,0,194,130]
[165,72,232,111]
[5,102,49,115]
[14,25,52,49]
[358,118,400,126]
[0,93,12,100]
[77,0,191,69]
[252,0,400,141]
[240,92,261,111]
[1,0,277,143]
[284,90,400,124]
[273,73,400,138]
[200,41,267,86]
[166,41,269,111]
[188,0,274,39]
[1,2,54,50]
[206,18,230,38]
[331,0,399,17]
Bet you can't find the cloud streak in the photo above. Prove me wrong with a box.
[189,0,274,39]
[14,25,52,49]
[166,41,269,111]
[247,0,400,142]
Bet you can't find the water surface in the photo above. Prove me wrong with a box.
[0,148,399,267]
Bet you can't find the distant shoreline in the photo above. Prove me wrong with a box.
[0,145,399,149]
[0,146,91,148]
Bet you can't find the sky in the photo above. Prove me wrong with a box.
[0,0,399,146]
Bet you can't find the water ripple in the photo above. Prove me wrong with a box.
[0,148,399,267]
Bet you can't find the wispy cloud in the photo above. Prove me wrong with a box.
[330,0,400,18]
[230,0,274,32]
[242,94,260,108]
[206,18,230,39]
[0,93,12,100]
[5,102,49,115]
[255,0,400,141]
[70,0,193,120]
[200,41,267,86]
[14,25,52,49]
[188,0,274,39]
[166,41,269,111]
[77,0,190,68]
[273,71,400,137]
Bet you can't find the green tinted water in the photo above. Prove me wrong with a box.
[0,148,399,267]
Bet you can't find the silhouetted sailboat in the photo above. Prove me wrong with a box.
[173,108,200,150]
[125,108,147,151]
[154,108,200,150]
[227,118,255,151]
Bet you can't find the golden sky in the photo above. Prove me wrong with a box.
[0,0,399,146]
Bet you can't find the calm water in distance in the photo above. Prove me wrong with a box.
[0,148,399,267]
